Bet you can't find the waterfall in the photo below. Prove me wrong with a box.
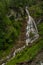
[25,7,39,46]
[1,7,39,65]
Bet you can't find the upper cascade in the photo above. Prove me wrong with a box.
[25,6,39,46]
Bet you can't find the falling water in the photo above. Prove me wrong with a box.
[25,7,39,46]
[2,63,5,65]
[1,7,39,65]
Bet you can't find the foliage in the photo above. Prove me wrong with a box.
[6,21,43,65]
[6,38,43,65]
[0,0,43,56]
[0,0,22,50]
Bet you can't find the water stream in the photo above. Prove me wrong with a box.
[1,7,39,65]
[25,7,39,46]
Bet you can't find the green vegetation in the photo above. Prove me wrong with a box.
[0,0,22,50]
[0,0,43,64]
[38,22,43,37]
[29,32,34,38]
[6,39,43,65]
[6,21,43,65]
[0,0,43,50]
[0,43,14,59]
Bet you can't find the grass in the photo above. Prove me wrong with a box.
[6,22,43,65]
[6,38,43,65]
[0,43,14,59]
[0,20,43,65]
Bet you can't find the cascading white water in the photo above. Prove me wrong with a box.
[1,7,39,65]
[25,7,39,46]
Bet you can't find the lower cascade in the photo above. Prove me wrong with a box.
[25,7,39,46]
